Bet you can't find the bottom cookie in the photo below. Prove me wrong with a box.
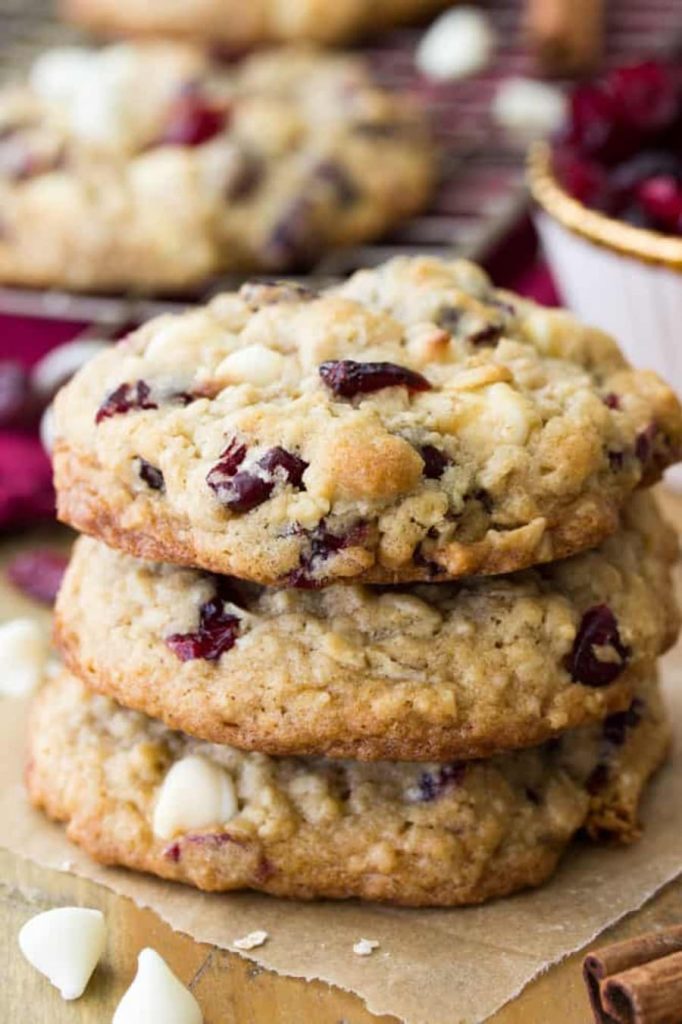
[27,671,669,907]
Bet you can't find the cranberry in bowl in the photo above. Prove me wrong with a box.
[528,60,682,484]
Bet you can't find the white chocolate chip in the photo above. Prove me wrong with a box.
[152,755,237,840]
[353,939,379,957]
[31,339,110,401]
[215,344,285,386]
[30,47,139,146]
[456,382,537,454]
[30,47,94,105]
[445,363,513,392]
[18,907,106,1000]
[0,618,49,697]
[416,7,495,81]
[233,930,269,951]
[480,382,536,445]
[113,948,202,1024]
[40,404,56,456]
[492,78,567,139]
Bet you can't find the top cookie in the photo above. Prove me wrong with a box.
[53,256,682,585]
[63,0,450,47]
[0,44,433,291]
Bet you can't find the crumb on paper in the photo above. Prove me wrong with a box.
[233,930,269,951]
[353,939,380,957]
[60,859,76,872]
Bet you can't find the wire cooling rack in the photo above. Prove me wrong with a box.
[0,0,679,330]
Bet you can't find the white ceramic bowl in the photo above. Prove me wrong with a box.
[528,142,682,489]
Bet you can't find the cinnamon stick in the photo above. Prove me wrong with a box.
[584,926,682,1024]
[524,0,604,76]
[602,951,682,1024]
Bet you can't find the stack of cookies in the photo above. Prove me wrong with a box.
[31,256,682,906]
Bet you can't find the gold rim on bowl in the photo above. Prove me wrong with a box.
[527,141,682,271]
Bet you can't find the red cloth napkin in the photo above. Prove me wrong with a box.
[0,315,84,531]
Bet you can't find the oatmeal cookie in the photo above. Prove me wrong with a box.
[54,494,679,760]
[62,0,450,47]
[0,44,433,291]
[53,257,682,584]
[27,671,669,906]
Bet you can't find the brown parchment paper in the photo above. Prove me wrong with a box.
[1,653,681,1024]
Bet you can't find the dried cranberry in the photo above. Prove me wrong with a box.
[95,381,157,424]
[0,361,34,428]
[164,831,247,859]
[557,59,682,220]
[319,360,431,398]
[171,390,197,407]
[635,422,658,464]
[227,149,263,201]
[158,88,228,147]
[607,61,678,134]
[563,84,621,161]
[309,521,365,560]
[206,438,247,502]
[207,442,307,513]
[137,459,164,491]
[255,855,275,882]
[7,549,68,604]
[0,133,62,181]
[554,150,609,207]
[314,160,359,207]
[468,323,503,347]
[219,471,274,513]
[412,545,446,579]
[609,150,682,204]
[636,176,682,233]
[286,519,368,588]
[566,605,630,687]
[419,444,450,479]
[216,437,248,474]
[472,488,493,514]
[602,697,644,747]
[258,446,308,487]
[603,392,620,410]
[262,196,318,269]
[166,595,240,661]
[586,763,610,795]
[437,307,461,333]
[186,831,243,848]
[414,763,465,802]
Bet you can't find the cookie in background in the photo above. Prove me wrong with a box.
[0,42,434,291]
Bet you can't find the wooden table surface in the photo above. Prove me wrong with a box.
[2,489,681,1024]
